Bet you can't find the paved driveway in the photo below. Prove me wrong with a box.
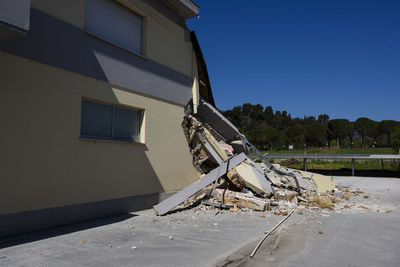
[1,177,399,267]
[218,177,400,267]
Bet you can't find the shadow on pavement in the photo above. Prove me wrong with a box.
[0,213,136,249]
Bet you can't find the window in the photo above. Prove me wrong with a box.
[81,99,142,142]
[85,0,142,54]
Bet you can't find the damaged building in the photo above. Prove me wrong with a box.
[0,0,336,239]
[0,0,213,238]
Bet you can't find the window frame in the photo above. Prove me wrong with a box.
[80,98,143,144]
[84,0,145,56]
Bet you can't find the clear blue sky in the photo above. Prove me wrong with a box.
[187,0,400,121]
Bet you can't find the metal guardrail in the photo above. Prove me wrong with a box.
[264,154,400,176]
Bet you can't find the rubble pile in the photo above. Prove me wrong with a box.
[153,99,337,216]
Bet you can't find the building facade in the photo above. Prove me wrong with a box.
[0,0,213,237]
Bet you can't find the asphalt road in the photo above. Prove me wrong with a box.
[0,176,399,267]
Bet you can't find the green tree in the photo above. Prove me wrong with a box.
[246,128,264,148]
[303,115,316,125]
[379,120,399,146]
[328,119,352,148]
[263,127,280,150]
[274,110,283,130]
[285,125,305,149]
[391,127,400,153]
[318,114,330,125]
[264,106,274,126]
[222,103,399,151]
[354,117,376,148]
[304,123,328,147]
[222,106,241,128]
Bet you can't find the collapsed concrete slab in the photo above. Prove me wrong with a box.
[298,171,335,193]
[154,153,247,215]
[155,98,337,215]
[273,164,334,193]
[196,99,241,142]
[234,160,273,197]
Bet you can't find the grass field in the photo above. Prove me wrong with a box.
[265,147,394,155]
[274,159,400,172]
[265,147,400,173]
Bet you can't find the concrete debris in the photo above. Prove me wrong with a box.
[214,189,269,212]
[309,195,334,210]
[275,189,298,202]
[201,200,234,209]
[222,143,234,156]
[154,99,341,216]
[299,170,335,193]
[153,153,247,215]
[231,160,273,197]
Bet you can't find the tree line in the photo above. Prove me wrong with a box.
[222,103,400,152]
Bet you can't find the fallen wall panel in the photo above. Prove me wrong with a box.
[154,153,247,215]
[196,99,240,141]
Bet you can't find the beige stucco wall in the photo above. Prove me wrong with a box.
[0,53,200,215]
[31,0,195,77]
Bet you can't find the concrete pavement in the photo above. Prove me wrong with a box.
[217,177,400,267]
[1,177,399,267]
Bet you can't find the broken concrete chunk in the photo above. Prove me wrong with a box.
[300,171,335,193]
[293,171,318,192]
[264,170,283,186]
[197,132,224,164]
[153,153,248,215]
[226,168,246,190]
[272,164,334,193]
[221,142,234,156]
[275,189,298,202]
[203,128,228,160]
[310,195,334,210]
[246,160,266,175]
[297,196,308,203]
[214,189,269,212]
[235,161,273,197]
[177,188,212,210]
[230,139,248,154]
